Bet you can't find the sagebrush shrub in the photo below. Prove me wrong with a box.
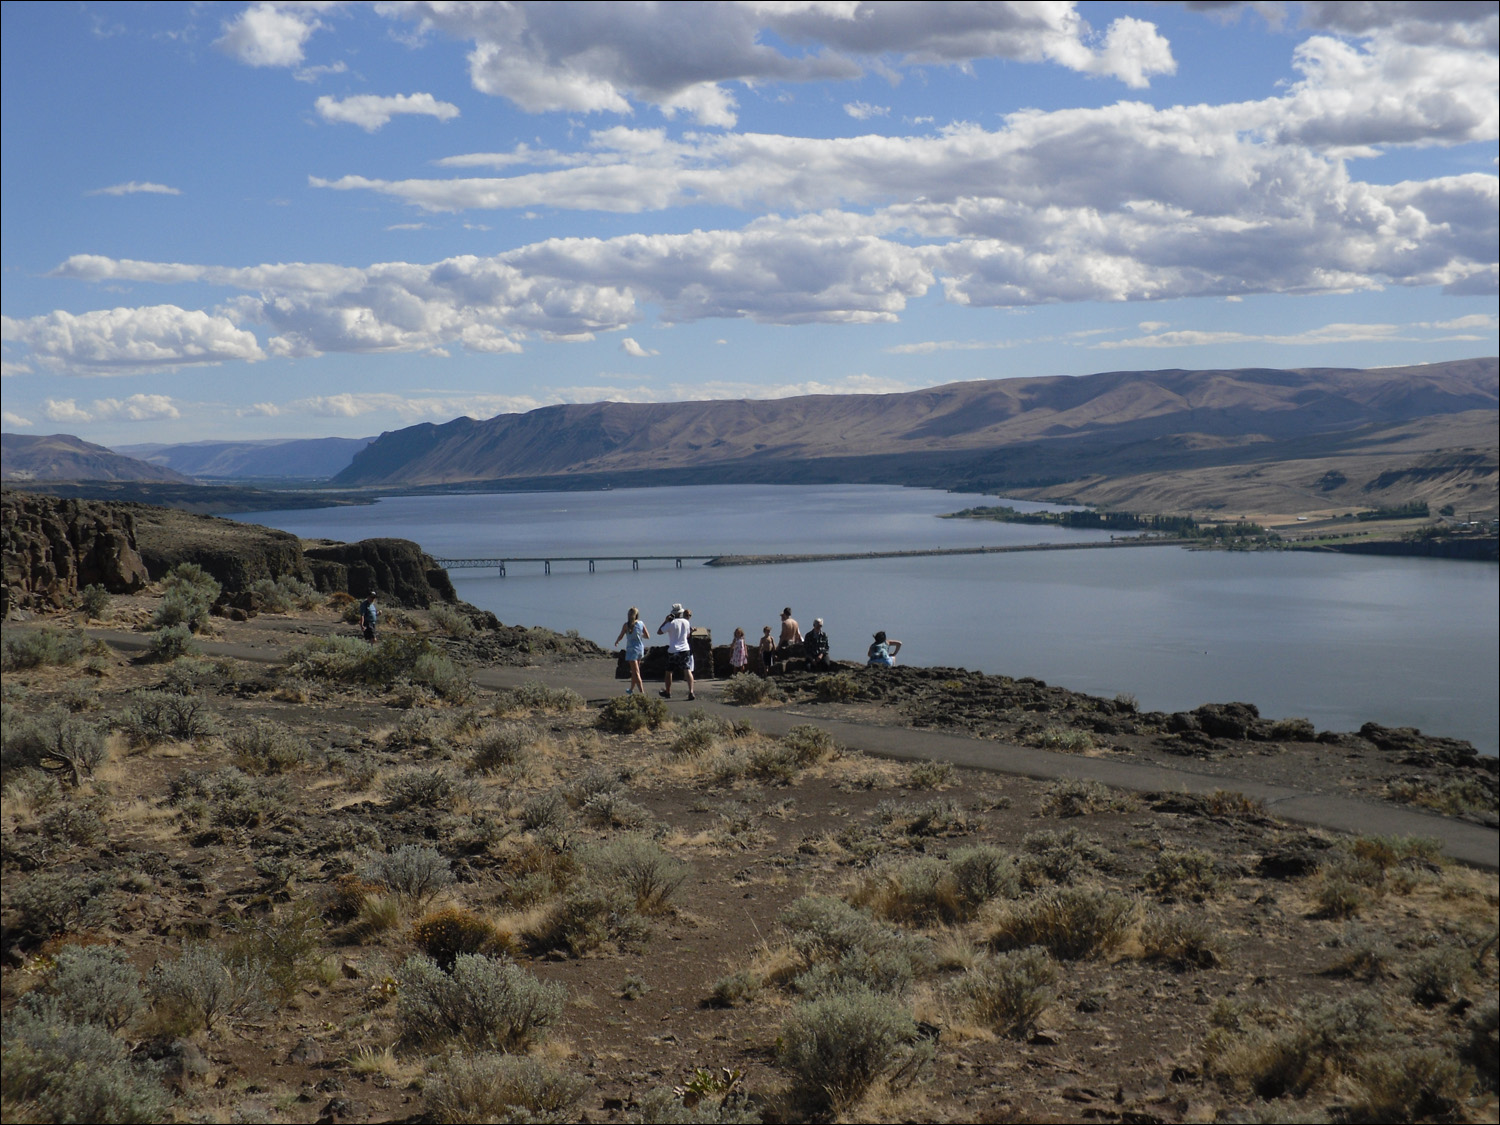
[397,953,564,1051]
[20,944,143,1032]
[382,766,463,810]
[429,603,476,638]
[3,710,108,786]
[152,589,212,633]
[781,724,835,765]
[2,628,87,671]
[10,872,114,940]
[777,986,926,1111]
[1018,827,1112,887]
[147,943,268,1032]
[520,789,569,832]
[119,689,217,745]
[814,673,862,702]
[597,693,670,733]
[1144,849,1220,902]
[1140,911,1225,969]
[989,886,1137,960]
[582,835,688,914]
[79,584,112,620]
[1,1007,170,1124]
[1039,777,1124,816]
[229,902,325,999]
[425,1053,588,1124]
[148,625,197,661]
[492,681,584,714]
[363,844,453,903]
[468,722,537,776]
[228,721,310,775]
[907,759,953,789]
[722,676,786,705]
[950,947,1055,1038]
[531,885,646,957]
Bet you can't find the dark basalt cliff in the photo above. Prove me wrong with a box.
[0,493,151,614]
[1,493,456,616]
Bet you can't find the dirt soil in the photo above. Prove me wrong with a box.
[2,596,1497,1125]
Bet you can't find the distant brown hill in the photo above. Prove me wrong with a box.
[1,433,193,484]
[333,360,1498,515]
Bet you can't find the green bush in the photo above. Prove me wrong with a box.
[152,589,212,633]
[2,710,108,786]
[1144,849,1220,902]
[779,895,931,995]
[161,562,221,602]
[950,948,1055,1038]
[228,721,311,775]
[1018,828,1113,887]
[777,986,927,1111]
[39,802,107,849]
[425,1053,588,1124]
[119,689,217,745]
[382,766,465,810]
[146,943,269,1032]
[148,624,197,661]
[781,724,835,765]
[2,628,86,671]
[1140,911,1225,969]
[429,603,476,638]
[229,902,326,1000]
[363,844,454,904]
[1,1007,170,1124]
[397,953,564,1051]
[468,722,537,776]
[168,767,288,829]
[989,886,1137,960]
[531,885,646,957]
[813,673,862,702]
[9,872,115,940]
[580,789,652,829]
[248,575,323,613]
[286,635,473,699]
[582,835,689,914]
[79,584,113,620]
[722,676,786,705]
[19,944,143,1032]
[907,759,953,788]
[492,681,584,714]
[1039,777,1126,816]
[710,969,763,1009]
[1408,945,1472,1006]
[520,790,569,832]
[1033,726,1095,753]
[597,693,671,733]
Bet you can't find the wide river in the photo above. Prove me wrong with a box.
[235,484,1499,755]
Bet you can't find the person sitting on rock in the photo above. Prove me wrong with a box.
[867,630,902,667]
[805,618,831,671]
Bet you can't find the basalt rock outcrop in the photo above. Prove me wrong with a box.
[2,492,457,615]
[303,538,457,608]
[1,493,151,615]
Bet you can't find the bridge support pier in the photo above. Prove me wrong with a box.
[499,562,506,577]
[544,561,551,575]
[588,559,595,573]
[675,558,683,568]
[632,559,639,571]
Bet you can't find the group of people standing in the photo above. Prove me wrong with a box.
[614,602,904,696]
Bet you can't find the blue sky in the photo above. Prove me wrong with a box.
[2,1,1496,446]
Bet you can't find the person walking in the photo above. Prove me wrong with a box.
[657,603,696,701]
[359,593,379,644]
[614,606,649,695]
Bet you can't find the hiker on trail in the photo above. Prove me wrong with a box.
[867,630,902,667]
[359,594,379,643]
[729,627,749,674]
[805,617,831,671]
[614,606,649,695]
[657,602,696,701]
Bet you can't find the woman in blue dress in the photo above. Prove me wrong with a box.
[867,630,903,667]
[615,606,649,695]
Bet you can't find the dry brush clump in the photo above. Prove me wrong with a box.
[396,953,564,1052]
[988,886,1138,961]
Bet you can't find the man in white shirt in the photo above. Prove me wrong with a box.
[657,602,696,701]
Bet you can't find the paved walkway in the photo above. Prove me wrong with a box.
[94,629,1499,871]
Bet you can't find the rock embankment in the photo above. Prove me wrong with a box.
[0,492,151,614]
[2,492,456,616]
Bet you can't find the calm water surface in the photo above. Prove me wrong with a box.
[237,485,1500,754]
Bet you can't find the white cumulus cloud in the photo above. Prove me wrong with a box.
[2,306,267,375]
[2,411,34,427]
[620,337,658,357]
[40,394,182,423]
[315,92,461,132]
[216,2,326,68]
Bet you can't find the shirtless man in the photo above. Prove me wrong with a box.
[777,607,802,655]
[657,603,696,701]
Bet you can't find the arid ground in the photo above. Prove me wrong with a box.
[2,582,1496,1124]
